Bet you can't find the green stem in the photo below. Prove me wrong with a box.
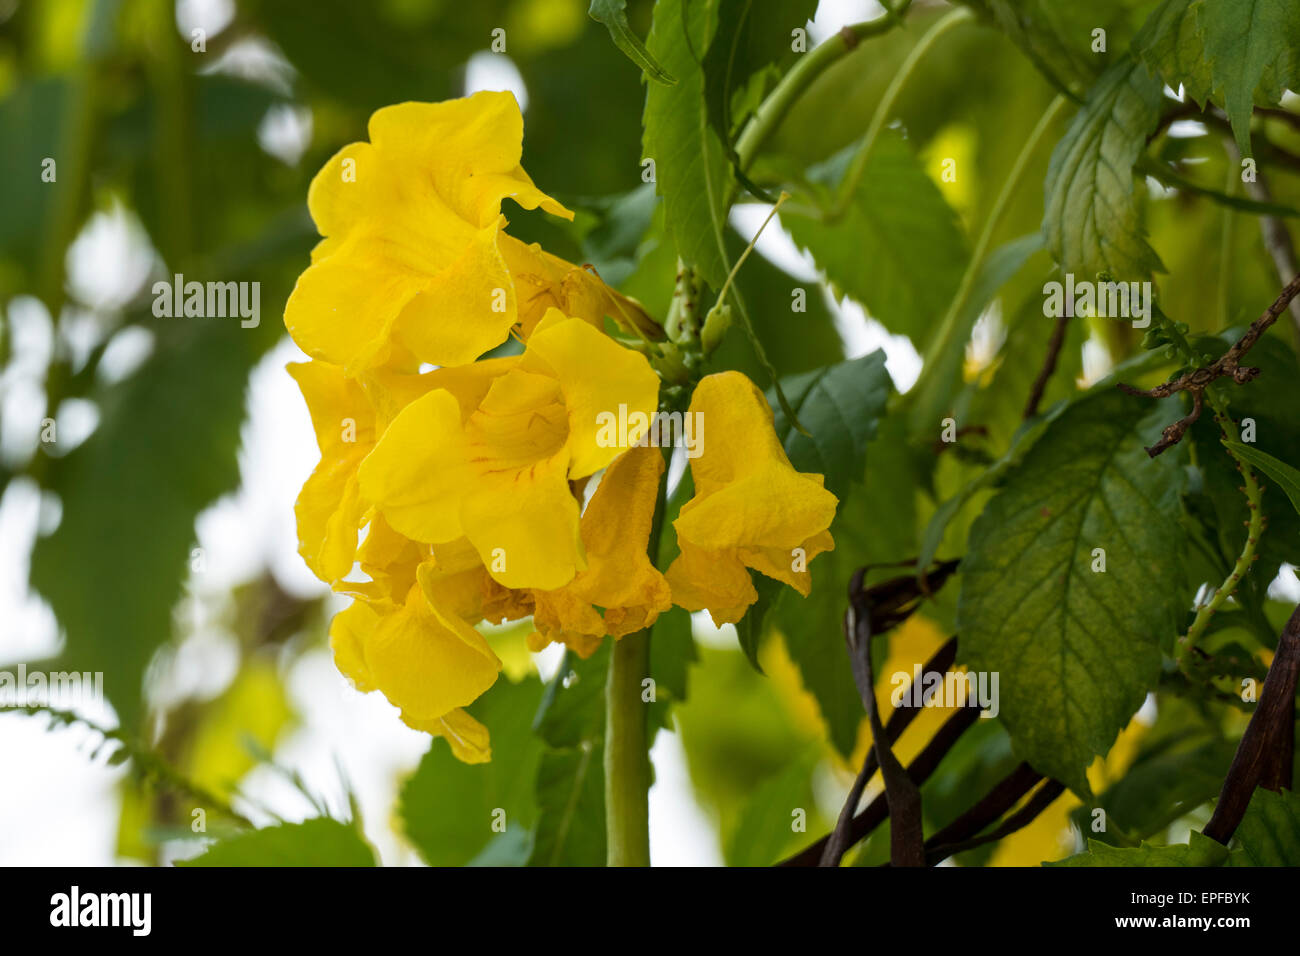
[919,93,1069,373]
[824,6,973,223]
[734,2,914,176]
[1152,314,1266,668]
[604,624,652,867]
[603,453,670,867]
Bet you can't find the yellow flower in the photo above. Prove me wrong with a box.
[501,234,662,343]
[358,309,660,591]
[285,91,572,373]
[528,444,672,657]
[666,371,837,625]
[329,583,501,763]
[289,359,445,585]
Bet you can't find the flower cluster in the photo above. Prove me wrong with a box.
[284,92,837,761]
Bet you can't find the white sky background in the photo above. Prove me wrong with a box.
[7,0,1294,867]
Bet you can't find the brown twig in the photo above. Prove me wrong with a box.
[1117,273,1300,456]
[1203,602,1300,844]
[819,637,959,866]
[1023,312,1071,420]
[924,779,1068,865]
[779,702,982,866]
[843,568,925,866]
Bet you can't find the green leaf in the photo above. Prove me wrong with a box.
[724,750,819,866]
[1042,56,1165,282]
[1228,787,1300,865]
[528,646,609,865]
[775,416,919,757]
[642,0,732,287]
[31,323,269,731]
[1223,441,1300,526]
[1048,830,1228,866]
[956,0,1137,94]
[398,676,545,866]
[534,644,609,750]
[528,743,606,866]
[956,389,1188,796]
[180,818,376,866]
[768,350,893,503]
[589,0,677,85]
[1072,736,1238,843]
[701,0,818,184]
[784,132,970,349]
[1135,0,1300,156]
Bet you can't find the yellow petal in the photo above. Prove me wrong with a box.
[461,448,585,590]
[522,310,660,477]
[401,707,493,763]
[392,219,520,367]
[367,94,570,227]
[364,584,501,721]
[664,540,758,627]
[295,451,368,583]
[329,600,381,693]
[284,235,425,373]
[359,389,474,543]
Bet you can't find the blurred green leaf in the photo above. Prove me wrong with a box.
[399,676,545,866]
[180,818,376,866]
[784,132,969,349]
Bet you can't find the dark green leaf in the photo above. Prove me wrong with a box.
[785,132,970,349]
[589,0,677,84]
[1042,56,1165,282]
[957,389,1188,795]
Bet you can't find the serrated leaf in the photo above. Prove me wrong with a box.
[1048,830,1227,866]
[589,0,676,85]
[957,389,1188,796]
[768,350,893,503]
[1042,56,1165,283]
[784,132,969,349]
[642,0,732,287]
[180,818,376,866]
[398,676,545,866]
[1135,0,1300,156]
[1228,787,1300,865]
[956,0,1135,94]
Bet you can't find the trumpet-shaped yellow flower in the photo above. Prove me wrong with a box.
[666,372,837,625]
[285,91,572,373]
[289,359,450,585]
[529,444,672,657]
[358,310,659,591]
[330,594,498,763]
